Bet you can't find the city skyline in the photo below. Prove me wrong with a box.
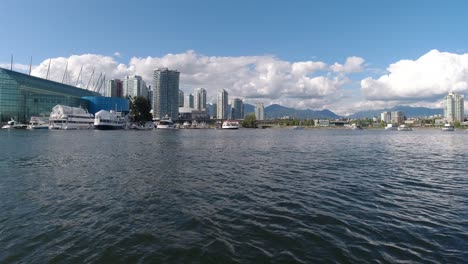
[1,1,468,115]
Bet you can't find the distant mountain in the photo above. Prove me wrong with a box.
[348,105,443,118]
[262,104,340,119]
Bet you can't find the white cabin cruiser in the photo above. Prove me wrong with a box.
[222,120,240,129]
[397,125,413,131]
[27,116,49,129]
[94,110,126,130]
[441,123,455,131]
[156,116,177,129]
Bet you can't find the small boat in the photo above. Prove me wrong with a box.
[182,121,191,129]
[397,124,413,131]
[441,123,455,131]
[130,122,154,130]
[27,116,49,129]
[222,120,240,129]
[156,116,177,129]
[292,125,303,130]
[385,124,398,130]
[94,110,126,130]
[1,119,16,129]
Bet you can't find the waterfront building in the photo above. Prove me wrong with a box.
[148,88,153,110]
[0,67,98,122]
[217,89,229,120]
[194,88,207,111]
[153,68,180,121]
[444,91,464,123]
[380,111,392,123]
[255,102,265,120]
[231,98,244,119]
[185,94,194,108]
[211,103,217,119]
[105,79,123,98]
[82,96,129,115]
[391,111,404,124]
[179,90,184,107]
[123,75,148,98]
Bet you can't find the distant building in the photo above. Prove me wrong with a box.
[231,98,244,119]
[217,89,228,119]
[122,75,148,98]
[185,94,194,108]
[391,111,404,124]
[444,91,464,123]
[212,103,217,119]
[194,88,207,111]
[380,111,391,123]
[153,68,180,121]
[147,87,153,110]
[255,102,264,120]
[179,90,184,107]
[105,79,123,98]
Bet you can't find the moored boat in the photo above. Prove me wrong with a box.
[94,110,126,130]
[385,124,398,130]
[397,124,413,131]
[1,119,16,129]
[156,116,177,129]
[441,123,455,131]
[49,105,94,130]
[27,116,49,129]
[222,120,240,129]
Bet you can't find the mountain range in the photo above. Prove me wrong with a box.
[209,104,443,119]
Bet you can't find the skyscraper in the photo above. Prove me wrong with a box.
[255,102,264,120]
[217,89,228,120]
[231,98,244,119]
[179,90,184,107]
[194,88,207,111]
[153,68,180,121]
[105,79,123,98]
[444,91,464,123]
[380,111,391,123]
[122,75,148,98]
[185,94,194,108]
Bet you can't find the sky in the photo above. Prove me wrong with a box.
[1,0,468,115]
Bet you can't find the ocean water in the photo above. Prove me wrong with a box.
[0,128,467,263]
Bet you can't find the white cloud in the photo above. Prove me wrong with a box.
[361,49,468,100]
[331,56,365,73]
[113,52,121,57]
[30,51,363,110]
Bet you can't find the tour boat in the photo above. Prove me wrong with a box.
[49,105,94,130]
[222,120,240,129]
[397,124,413,131]
[94,110,126,130]
[441,123,455,131]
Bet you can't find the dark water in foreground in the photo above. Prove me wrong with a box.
[0,129,467,263]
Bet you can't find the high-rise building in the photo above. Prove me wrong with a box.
[179,90,184,107]
[105,79,123,98]
[211,103,217,119]
[380,111,391,123]
[255,102,264,120]
[391,111,404,124]
[231,98,244,119]
[153,68,180,121]
[185,94,194,108]
[444,91,464,123]
[194,88,207,111]
[122,75,148,98]
[217,89,228,120]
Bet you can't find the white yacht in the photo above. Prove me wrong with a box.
[156,116,177,129]
[397,124,413,131]
[1,119,16,129]
[49,105,94,130]
[349,123,363,130]
[94,110,126,130]
[222,120,240,129]
[385,124,398,130]
[27,116,49,129]
[442,123,455,131]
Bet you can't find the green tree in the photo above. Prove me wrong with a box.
[129,96,152,122]
[242,114,257,128]
[454,120,461,128]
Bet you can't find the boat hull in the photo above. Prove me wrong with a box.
[94,125,125,130]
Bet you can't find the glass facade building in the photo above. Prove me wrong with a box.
[153,68,180,121]
[0,68,99,122]
[81,96,129,115]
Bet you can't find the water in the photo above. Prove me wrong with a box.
[0,129,467,263]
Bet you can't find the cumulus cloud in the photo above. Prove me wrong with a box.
[30,51,364,110]
[361,49,468,100]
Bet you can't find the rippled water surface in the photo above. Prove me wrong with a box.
[0,129,467,263]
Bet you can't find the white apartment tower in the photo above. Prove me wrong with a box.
[444,91,464,123]
[122,75,147,98]
[255,102,265,120]
[153,68,180,121]
[217,89,229,119]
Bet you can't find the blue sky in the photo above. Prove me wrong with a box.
[1,0,467,114]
